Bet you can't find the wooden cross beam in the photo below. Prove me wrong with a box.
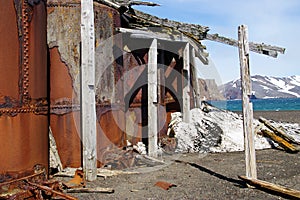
[206,33,285,58]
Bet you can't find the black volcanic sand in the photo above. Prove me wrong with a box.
[235,110,300,124]
[57,110,300,200]
[65,149,300,200]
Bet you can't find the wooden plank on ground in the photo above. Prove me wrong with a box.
[260,129,299,153]
[259,117,300,145]
[239,176,300,199]
[66,187,114,194]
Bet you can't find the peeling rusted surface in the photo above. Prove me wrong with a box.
[0,0,48,175]
[47,2,124,168]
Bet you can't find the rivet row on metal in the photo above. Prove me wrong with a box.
[0,105,81,115]
[22,0,30,104]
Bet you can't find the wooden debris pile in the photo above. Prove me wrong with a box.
[256,117,300,153]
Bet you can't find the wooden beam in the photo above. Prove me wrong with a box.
[182,43,190,123]
[95,0,284,58]
[239,176,300,199]
[148,39,158,157]
[238,25,257,179]
[117,27,209,64]
[81,0,97,181]
[190,48,201,108]
[206,33,285,58]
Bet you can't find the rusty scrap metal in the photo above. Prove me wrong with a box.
[26,181,78,200]
[63,169,86,189]
[0,165,77,200]
[155,181,177,190]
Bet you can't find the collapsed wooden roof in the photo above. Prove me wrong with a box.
[96,0,285,58]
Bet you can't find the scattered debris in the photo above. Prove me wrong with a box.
[26,181,78,200]
[54,167,139,180]
[155,181,177,190]
[0,165,77,200]
[239,175,300,199]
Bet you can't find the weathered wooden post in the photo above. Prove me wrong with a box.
[191,48,201,108]
[183,43,191,122]
[81,0,97,181]
[148,39,158,157]
[238,25,257,179]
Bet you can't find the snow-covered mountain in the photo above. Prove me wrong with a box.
[220,75,300,99]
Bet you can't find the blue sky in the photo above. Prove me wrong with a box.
[134,0,300,84]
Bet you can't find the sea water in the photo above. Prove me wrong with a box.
[208,98,300,111]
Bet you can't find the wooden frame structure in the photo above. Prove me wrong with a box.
[79,0,285,181]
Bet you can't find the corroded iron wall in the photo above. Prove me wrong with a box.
[47,1,124,167]
[0,0,48,174]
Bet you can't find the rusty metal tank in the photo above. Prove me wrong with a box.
[47,1,125,168]
[0,0,48,175]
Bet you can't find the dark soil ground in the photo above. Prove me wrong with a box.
[60,111,300,200]
[63,149,300,200]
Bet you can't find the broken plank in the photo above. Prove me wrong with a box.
[260,129,299,153]
[259,117,300,145]
[66,187,114,194]
[239,176,300,199]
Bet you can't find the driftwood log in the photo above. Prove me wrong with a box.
[239,176,300,199]
[260,130,299,153]
[259,117,300,145]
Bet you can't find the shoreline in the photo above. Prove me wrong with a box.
[234,110,300,124]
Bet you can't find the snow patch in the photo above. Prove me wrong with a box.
[267,77,286,89]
